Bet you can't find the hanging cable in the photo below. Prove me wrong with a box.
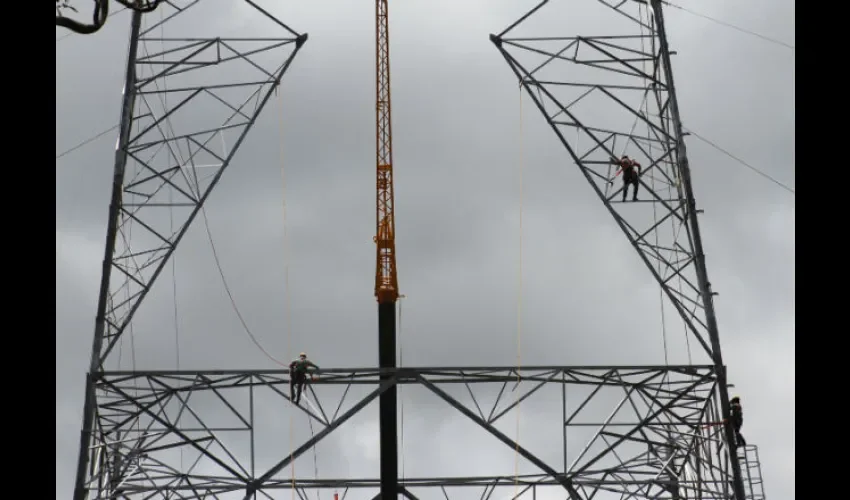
[55,0,109,35]
[649,5,695,369]
[274,84,298,500]
[626,108,794,197]
[676,221,693,366]
[57,0,164,36]
[56,5,128,42]
[274,84,320,500]
[639,3,671,368]
[308,415,319,500]
[55,124,119,160]
[154,8,185,473]
[191,53,301,500]
[662,1,795,51]
[684,127,794,195]
[124,225,140,435]
[514,82,525,498]
[398,295,406,487]
[201,208,288,367]
[114,18,141,444]
[59,2,169,212]
[139,13,288,375]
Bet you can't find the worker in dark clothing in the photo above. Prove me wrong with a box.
[289,352,319,405]
[728,396,746,447]
[611,155,642,202]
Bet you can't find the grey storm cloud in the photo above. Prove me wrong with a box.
[56,0,794,499]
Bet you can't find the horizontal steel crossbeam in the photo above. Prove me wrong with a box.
[79,366,734,499]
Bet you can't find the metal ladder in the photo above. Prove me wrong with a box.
[737,444,767,500]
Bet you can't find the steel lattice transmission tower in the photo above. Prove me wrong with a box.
[69,1,758,500]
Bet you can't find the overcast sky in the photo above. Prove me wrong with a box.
[56,0,794,499]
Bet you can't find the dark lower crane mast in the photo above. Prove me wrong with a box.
[374,0,400,498]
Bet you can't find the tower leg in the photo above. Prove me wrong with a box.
[73,10,143,500]
[649,1,746,498]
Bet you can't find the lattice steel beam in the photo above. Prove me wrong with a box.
[489,1,745,497]
[74,2,307,499]
[76,366,737,499]
[490,0,718,363]
[91,0,307,372]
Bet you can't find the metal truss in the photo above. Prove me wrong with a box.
[76,365,741,499]
[491,0,720,365]
[489,1,747,497]
[91,0,307,372]
[74,2,307,499]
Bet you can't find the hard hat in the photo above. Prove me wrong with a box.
[730,395,740,402]
[299,352,307,357]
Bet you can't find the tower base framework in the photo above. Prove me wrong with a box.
[77,365,739,500]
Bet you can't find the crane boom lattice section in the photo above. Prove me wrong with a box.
[375,0,399,304]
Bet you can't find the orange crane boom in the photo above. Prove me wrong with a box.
[374,0,399,304]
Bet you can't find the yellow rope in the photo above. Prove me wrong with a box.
[514,82,524,498]
[277,87,296,500]
[398,295,406,484]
